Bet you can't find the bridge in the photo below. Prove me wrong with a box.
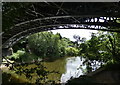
[2,2,120,49]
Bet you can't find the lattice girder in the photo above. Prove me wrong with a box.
[2,2,120,48]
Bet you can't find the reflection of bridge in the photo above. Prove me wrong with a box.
[2,2,120,48]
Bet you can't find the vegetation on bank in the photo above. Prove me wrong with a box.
[3,31,120,84]
[8,31,120,66]
[73,31,120,73]
[2,2,120,85]
[65,31,120,85]
[8,31,79,62]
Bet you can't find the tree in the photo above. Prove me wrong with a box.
[27,31,78,58]
[78,31,120,73]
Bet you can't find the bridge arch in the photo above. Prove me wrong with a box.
[2,2,120,48]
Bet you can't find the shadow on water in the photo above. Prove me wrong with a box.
[2,56,86,84]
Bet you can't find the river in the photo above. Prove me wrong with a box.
[2,56,88,84]
[60,56,86,83]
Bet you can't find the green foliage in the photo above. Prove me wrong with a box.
[9,31,79,62]
[7,50,39,62]
[2,72,28,84]
[7,61,60,84]
[77,31,120,73]
[66,47,79,56]
[4,31,80,84]
[7,50,26,60]
[27,31,78,58]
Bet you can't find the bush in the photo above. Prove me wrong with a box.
[66,47,79,56]
[7,50,27,61]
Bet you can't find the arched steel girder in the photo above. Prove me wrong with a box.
[2,15,120,46]
[2,2,120,48]
[6,15,120,29]
[2,22,120,48]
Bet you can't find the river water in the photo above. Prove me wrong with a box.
[44,56,100,83]
[2,56,89,84]
[60,56,86,83]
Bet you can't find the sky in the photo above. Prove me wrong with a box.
[50,29,98,41]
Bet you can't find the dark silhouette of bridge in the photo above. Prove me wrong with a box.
[2,2,120,49]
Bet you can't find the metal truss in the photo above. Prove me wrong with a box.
[2,2,120,48]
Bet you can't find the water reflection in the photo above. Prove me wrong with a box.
[61,56,86,83]
[2,56,86,84]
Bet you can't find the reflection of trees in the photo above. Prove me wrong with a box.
[6,61,60,84]
[2,31,79,84]
[74,31,120,73]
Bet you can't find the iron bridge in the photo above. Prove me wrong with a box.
[2,2,120,48]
